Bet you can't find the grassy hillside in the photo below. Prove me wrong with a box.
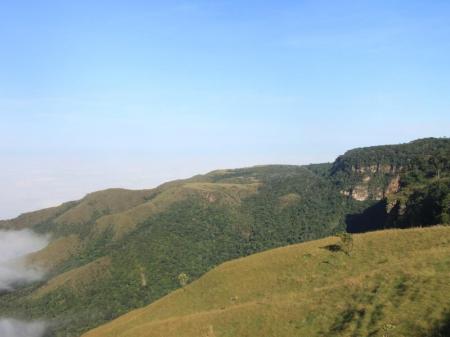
[82,226,450,337]
[0,166,351,337]
[0,138,448,337]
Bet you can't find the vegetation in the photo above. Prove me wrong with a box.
[332,138,450,177]
[81,226,450,337]
[0,166,351,337]
[331,138,450,198]
[178,273,190,288]
[336,232,354,255]
[404,179,450,226]
[0,137,448,337]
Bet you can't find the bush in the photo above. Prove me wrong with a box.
[336,232,353,256]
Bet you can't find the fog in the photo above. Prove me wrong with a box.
[0,230,50,336]
[0,319,47,337]
[0,230,49,291]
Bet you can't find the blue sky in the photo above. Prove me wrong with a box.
[1,0,450,218]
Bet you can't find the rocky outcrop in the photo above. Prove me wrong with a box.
[339,169,402,202]
[385,175,401,196]
[350,184,369,201]
[350,164,402,175]
[386,199,406,215]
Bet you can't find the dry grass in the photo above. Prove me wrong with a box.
[82,226,450,337]
[277,193,302,208]
[55,189,152,225]
[25,234,82,271]
[0,202,74,229]
[33,256,111,299]
[93,183,259,240]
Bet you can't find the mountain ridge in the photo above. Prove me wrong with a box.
[0,137,449,337]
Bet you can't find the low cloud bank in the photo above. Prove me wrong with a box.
[0,230,49,291]
[0,319,47,337]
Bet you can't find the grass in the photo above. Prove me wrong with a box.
[33,256,111,299]
[92,182,260,240]
[25,234,82,270]
[0,164,349,337]
[55,189,152,226]
[82,226,450,337]
[0,138,447,337]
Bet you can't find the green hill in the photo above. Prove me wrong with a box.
[0,137,448,337]
[0,165,350,337]
[81,226,450,337]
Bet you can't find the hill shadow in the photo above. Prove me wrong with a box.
[345,200,389,233]
[423,310,450,337]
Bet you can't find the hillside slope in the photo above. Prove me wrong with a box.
[0,138,448,337]
[0,166,350,337]
[82,226,450,337]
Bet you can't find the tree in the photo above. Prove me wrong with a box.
[405,180,450,226]
[336,232,353,256]
[177,272,190,288]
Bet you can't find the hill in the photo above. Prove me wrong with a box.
[81,226,450,337]
[0,166,351,336]
[0,137,449,336]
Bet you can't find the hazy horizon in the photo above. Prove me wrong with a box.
[2,0,450,219]
[1,136,446,220]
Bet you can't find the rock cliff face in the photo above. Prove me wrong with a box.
[331,137,450,204]
[350,163,402,175]
[386,175,401,195]
[336,169,402,202]
[349,184,369,201]
[332,138,450,230]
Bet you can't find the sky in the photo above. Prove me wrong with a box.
[1,0,450,219]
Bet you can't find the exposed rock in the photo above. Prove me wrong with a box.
[385,175,401,196]
[386,199,398,214]
[340,190,351,197]
[351,164,402,175]
[374,187,384,200]
[351,185,369,201]
[351,165,378,174]
[343,166,403,202]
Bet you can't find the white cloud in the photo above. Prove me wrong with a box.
[0,319,47,337]
[0,230,49,291]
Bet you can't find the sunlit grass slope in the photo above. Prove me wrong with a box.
[83,226,450,337]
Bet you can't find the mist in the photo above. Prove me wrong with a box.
[0,230,49,291]
[0,319,47,337]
